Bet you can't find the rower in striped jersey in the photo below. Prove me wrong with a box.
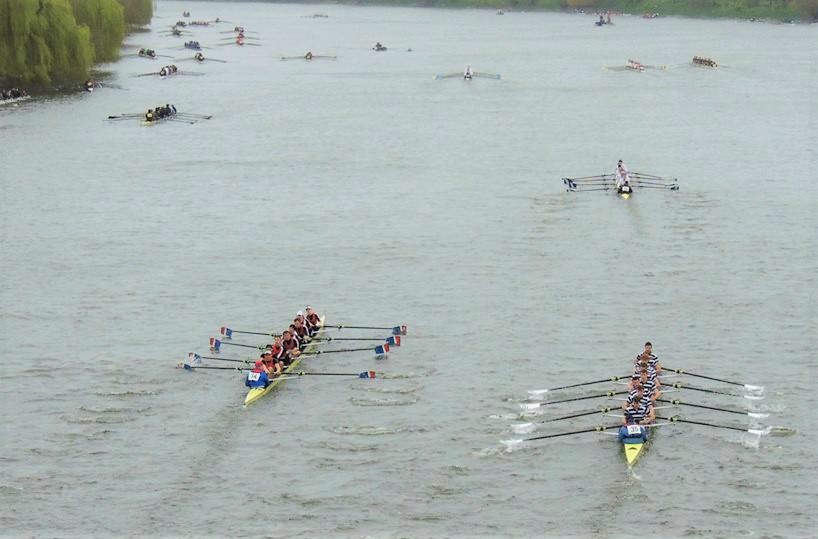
[634,342,661,374]
[304,306,321,334]
[628,369,661,401]
[622,385,656,425]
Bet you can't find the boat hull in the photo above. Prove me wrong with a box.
[244,315,326,406]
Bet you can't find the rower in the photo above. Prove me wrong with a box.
[635,342,661,374]
[281,329,301,360]
[268,336,287,368]
[261,349,282,376]
[245,355,272,388]
[305,51,313,60]
[145,109,154,122]
[195,52,205,61]
[598,14,605,24]
[292,316,311,344]
[305,306,321,334]
[622,386,655,425]
[84,80,94,92]
[464,66,473,79]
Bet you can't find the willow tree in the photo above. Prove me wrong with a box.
[71,0,124,62]
[0,0,94,84]
[118,0,152,26]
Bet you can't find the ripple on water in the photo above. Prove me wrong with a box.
[349,397,418,407]
[325,425,428,436]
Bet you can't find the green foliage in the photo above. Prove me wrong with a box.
[71,0,124,62]
[0,0,94,84]
[118,0,152,26]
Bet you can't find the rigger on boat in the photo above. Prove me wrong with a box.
[504,342,771,467]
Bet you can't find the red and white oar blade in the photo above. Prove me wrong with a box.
[374,343,390,358]
[386,336,401,346]
[209,338,221,352]
[220,326,233,339]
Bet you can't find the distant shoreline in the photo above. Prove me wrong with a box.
[201,0,816,23]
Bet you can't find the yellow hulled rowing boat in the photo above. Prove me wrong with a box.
[243,315,325,406]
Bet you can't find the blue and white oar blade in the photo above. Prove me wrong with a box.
[374,343,390,358]
[220,326,233,339]
[184,352,202,370]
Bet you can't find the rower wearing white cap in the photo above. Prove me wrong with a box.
[304,306,321,335]
[464,66,474,79]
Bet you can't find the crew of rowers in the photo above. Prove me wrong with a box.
[182,11,191,17]
[175,20,187,27]
[159,65,179,77]
[144,104,177,122]
[189,20,210,26]
[617,342,662,444]
[615,159,631,191]
[1,88,28,101]
[627,59,645,71]
[183,41,202,50]
[596,12,613,25]
[245,307,324,389]
[373,42,387,51]
[692,56,718,68]
[138,48,158,58]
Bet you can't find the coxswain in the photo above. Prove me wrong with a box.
[281,329,302,360]
[305,306,321,333]
[618,414,649,444]
[464,66,473,79]
[159,66,168,77]
[195,52,205,61]
[245,355,273,388]
[145,109,155,122]
[84,80,94,92]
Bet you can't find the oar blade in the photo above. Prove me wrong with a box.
[374,343,390,357]
[392,325,408,335]
[220,326,233,339]
[512,422,536,434]
[386,335,401,346]
[209,337,221,352]
[520,402,541,411]
[359,370,377,379]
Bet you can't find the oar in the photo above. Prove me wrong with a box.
[567,187,614,193]
[474,73,501,79]
[312,336,401,345]
[188,353,252,364]
[210,338,264,352]
[322,324,407,335]
[658,416,770,436]
[220,327,276,339]
[503,424,621,447]
[176,113,213,119]
[183,365,378,378]
[528,376,630,397]
[512,406,617,433]
[168,118,196,124]
[662,368,763,392]
[656,399,768,419]
[563,175,614,182]
[661,382,764,400]
[520,391,626,410]
[302,343,391,357]
[637,184,680,191]
[630,172,668,179]
[107,114,142,119]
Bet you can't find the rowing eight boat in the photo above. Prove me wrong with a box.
[244,315,326,406]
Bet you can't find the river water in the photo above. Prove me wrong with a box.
[1,2,816,537]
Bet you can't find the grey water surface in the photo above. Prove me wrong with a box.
[1,2,817,537]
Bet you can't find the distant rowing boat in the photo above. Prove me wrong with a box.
[435,71,501,80]
[692,55,719,68]
[563,173,679,196]
[281,52,337,61]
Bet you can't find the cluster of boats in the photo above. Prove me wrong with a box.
[181,307,409,406]
[505,343,771,467]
